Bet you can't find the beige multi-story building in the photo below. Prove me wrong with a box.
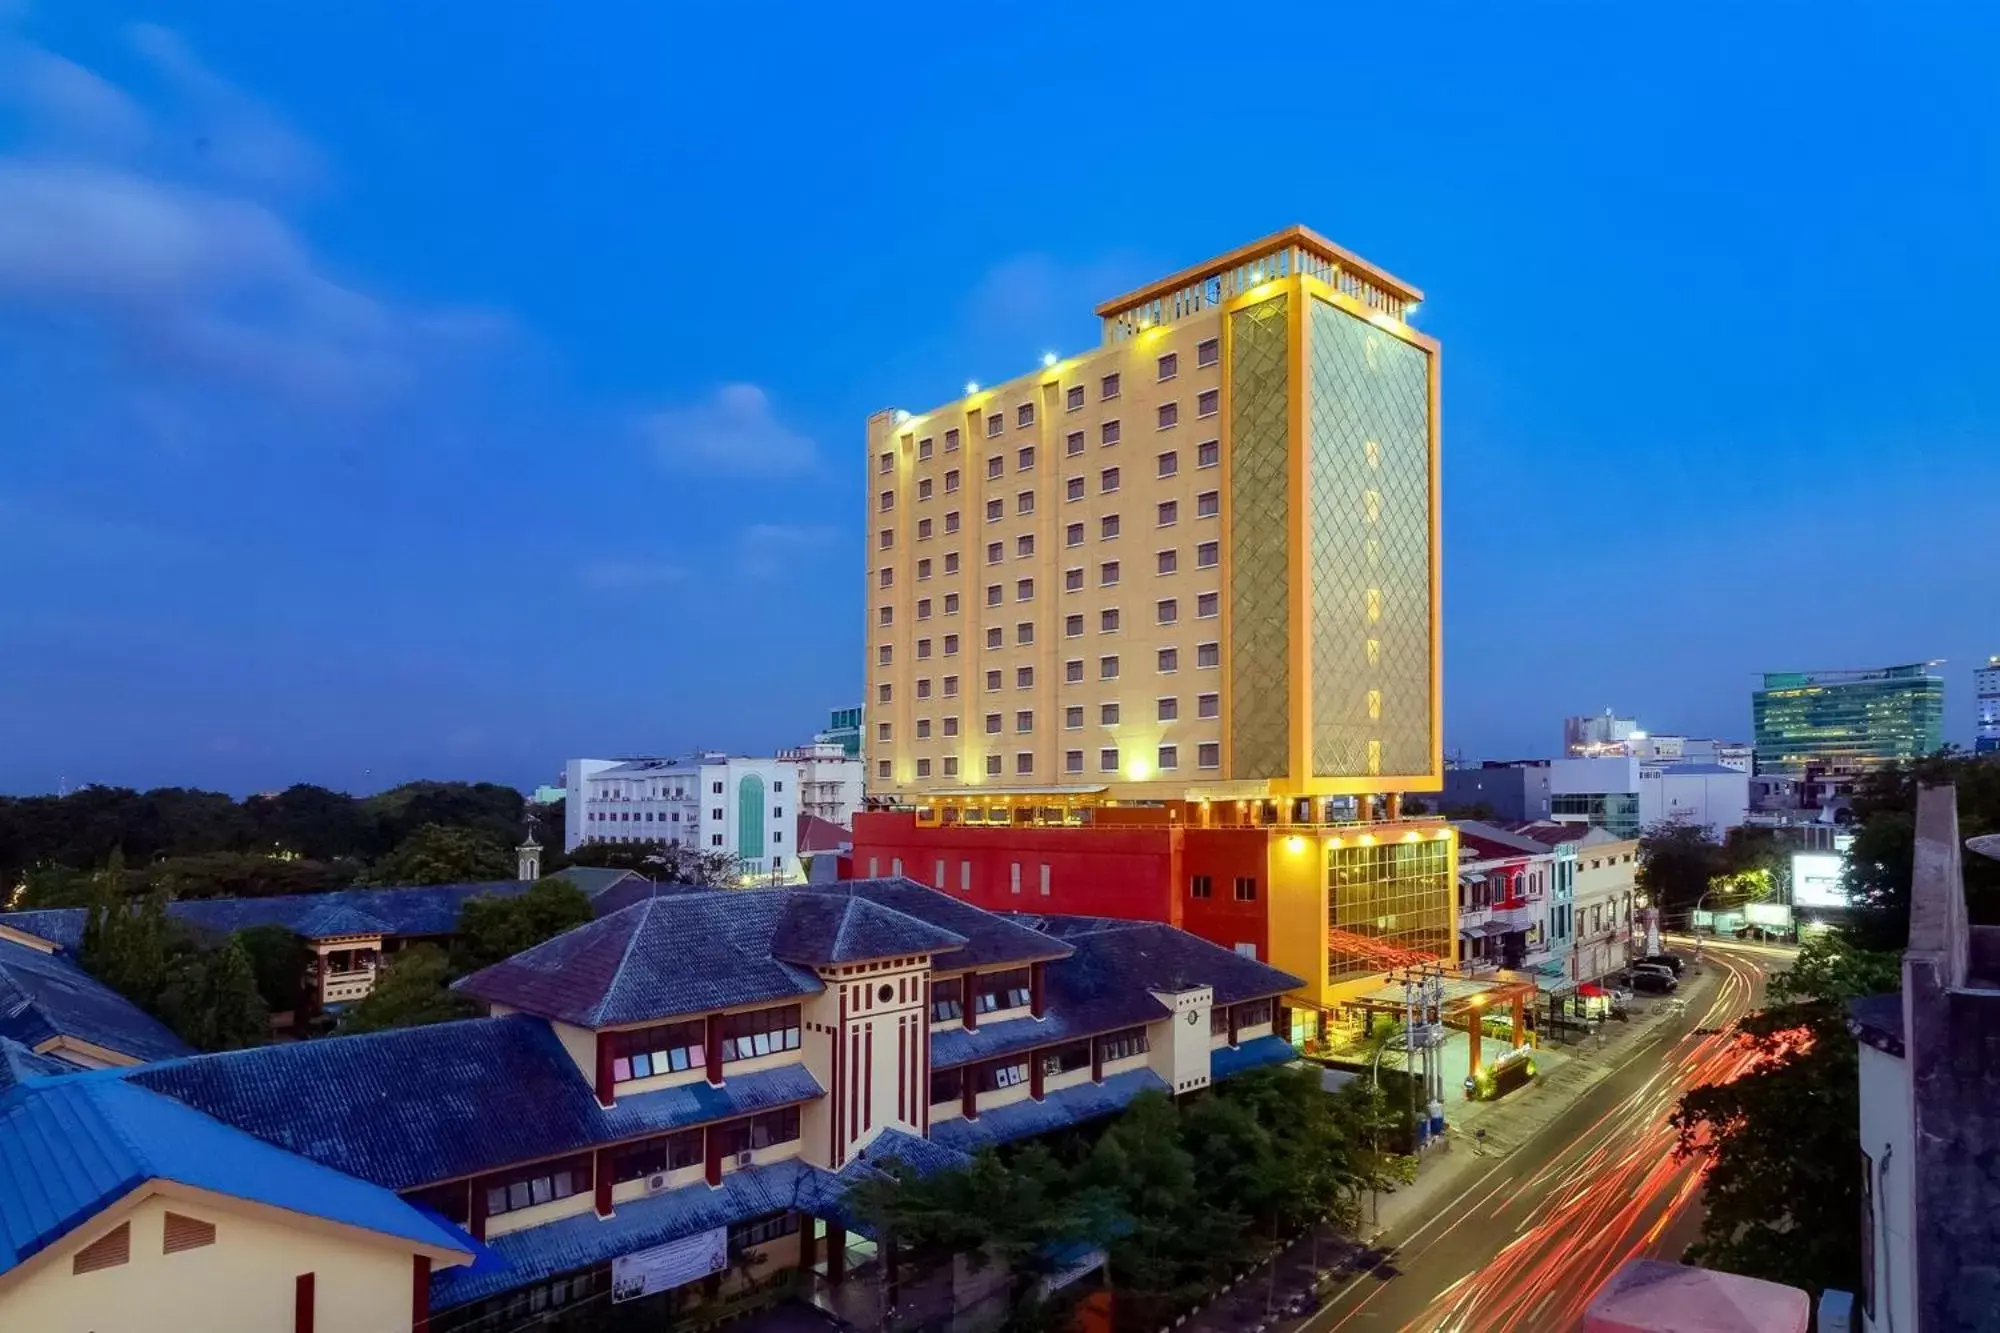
[864,225,1441,817]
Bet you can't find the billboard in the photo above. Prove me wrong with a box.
[1744,902,1793,928]
[612,1227,729,1303]
[1791,853,1849,909]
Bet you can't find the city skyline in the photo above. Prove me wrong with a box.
[4,3,1999,797]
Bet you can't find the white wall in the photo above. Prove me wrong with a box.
[1858,1041,1914,1333]
[1639,771,1749,838]
[563,759,620,850]
[1549,756,1641,796]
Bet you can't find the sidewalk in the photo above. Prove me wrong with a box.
[1359,963,1721,1245]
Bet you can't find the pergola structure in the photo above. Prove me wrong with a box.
[1346,968,1541,1081]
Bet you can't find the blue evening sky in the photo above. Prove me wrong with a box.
[2,2,1995,795]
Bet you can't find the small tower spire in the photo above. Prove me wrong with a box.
[517,810,544,882]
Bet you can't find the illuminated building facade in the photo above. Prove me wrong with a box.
[1752,663,1945,778]
[1976,656,1999,754]
[856,227,1453,1015]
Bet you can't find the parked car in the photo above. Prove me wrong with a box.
[1629,970,1678,995]
[1639,952,1687,976]
[1632,963,1676,983]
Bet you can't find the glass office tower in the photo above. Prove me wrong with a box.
[1752,663,1945,777]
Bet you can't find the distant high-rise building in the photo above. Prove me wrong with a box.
[1977,657,2000,754]
[818,705,864,759]
[1752,663,1945,778]
[1565,711,1639,757]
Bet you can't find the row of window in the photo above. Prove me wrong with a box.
[884,539,1219,597]
[605,1005,803,1083]
[901,441,1221,507]
[887,692,1221,743]
[878,490,1216,553]
[891,587,1219,633]
[880,632,1221,670]
[1188,875,1260,901]
[886,741,1223,782]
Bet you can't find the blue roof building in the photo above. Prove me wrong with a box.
[0,936,193,1068]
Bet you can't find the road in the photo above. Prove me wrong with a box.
[1305,942,1780,1332]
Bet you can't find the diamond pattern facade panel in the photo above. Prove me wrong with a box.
[1227,295,1292,783]
[1305,297,1434,779]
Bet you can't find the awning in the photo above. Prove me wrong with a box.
[1578,982,1609,998]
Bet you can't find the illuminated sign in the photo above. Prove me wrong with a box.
[1792,853,1849,909]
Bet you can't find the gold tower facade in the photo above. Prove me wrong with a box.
[864,227,1441,812]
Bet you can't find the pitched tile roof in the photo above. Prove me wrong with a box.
[0,938,194,1065]
[289,903,395,941]
[853,1127,970,1178]
[929,1068,1169,1152]
[169,881,531,941]
[768,895,966,967]
[0,910,85,952]
[0,1038,67,1092]
[430,1157,850,1311]
[455,895,826,1028]
[1208,1034,1297,1080]
[815,879,1073,971]
[0,1074,470,1277]
[796,814,852,855]
[551,866,650,899]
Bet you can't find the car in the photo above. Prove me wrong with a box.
[1632,963,1676,982]
[1639,952,1687,976]
[1629,970,1677,995]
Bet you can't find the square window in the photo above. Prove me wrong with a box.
[916,757,932,777]
[1100,655,1120,680]
[919,436,935,460]
[1018,446,1035,471]
[944,550,960,573]
[917,597,932,620]
[1065,659,1084,684]
[1016,751,1034,774]
[1197,490,1219,517]
[1066,385,1085,411]
[1198,692,1219,718]
[1157,402,1179,429]
[1197,337,1219,368]
[943,676,959,697]
[1066,430,1085,456]
[945,468,961,492]
[880,567,895,588]
[1101,419,1121,446]
[880,451,895,475]
[1065,749,1084,773]
[1100,607,1120,632]
[1157,352,1178,381]
[1101,373,1121,400]
[1101,466,1120,493]
[1100,560,1120,586]
[917,557,932,580]
[1015,709,1034,733]
[1157,598,1177,624]
[987,583,1003,607]
[877,721,892,742]
[1101,702,1120,724]
[1197,440,1219,468]
[943,756,960,776]
[986,413,1003,437]
[945,428,961,451]
[1190,874,1213,899]
[1234,876,1258,902]
[917,517,933,540]
[1017,490,1035,515]
[1101,514,1121,540]
[1157,450,1178,478]
[878,682,893,703]
[986,627,1003,649]
[987,541,1003,565]
[1157,548,1178,575]
[1016,578,1034,601]
[1066,521,1084,547]
[1065,704,1084,728]
[1158,696,1179,721]
[1017,403,1035,429]
[943,633,959,654]
[986,670,1002,692]
[1158,744,1179,770]
[987,455,1004,480]
[1197,388,1219,417]
[1157,500,1178,526]
[1099,747,1119,773]
[1157,647,1178,672]
[879,489,895,511]
[877,760,891,779]
[1017,534,1035,557]
[878,645,893,665]
[1016,665,1034,688]
[986,754,1003,775]
[917,680,933,701]
[1066,613,1084,638]
[985,713,1003,735]
[986,499,1003,522]
[1064,566,1084,591]
[1016,621,1034,645]
[1197,540,1219,568]
[943,592,959,614]
[941,715,961,739]
[1197,591,1219,618]
[1197,642,1219,668]
[1198,741,1220,768]
[945,512,961,534]
[1066,476,1085,502]
[879,529,894,550]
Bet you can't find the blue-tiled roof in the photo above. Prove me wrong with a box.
[290,903,395,941]
[0,1074,471,1277]
[0,910,85,952]
[929,1069,1169,1152]
[822,880,1073,971]
[431,1158,849,1310]
[1209,1035,1297,1080]
[0,938,194,1065]
[854,1127,971,1177]
[455,894,826,1028]
[552,866,650,900]
[126,1015,820,1192]
[769,895,967,966]
[0,1038,67,1091]
[930,1010,1105,1071]
[169,881,530,942]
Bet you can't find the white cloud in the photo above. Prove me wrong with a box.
[738,523,838,580]
[0,42,149,147]
[579,560,687,591]
[640,384,817,477]
[125,22,326,192]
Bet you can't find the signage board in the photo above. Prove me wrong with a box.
[612,1227,729,1303]
[1744,902,1793,928]
[1792,853,1849,909]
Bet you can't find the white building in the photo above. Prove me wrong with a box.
[1547,756,1748,840]
[775,741,866,826]
[1568,829,1638,982]
[564,754,806,882]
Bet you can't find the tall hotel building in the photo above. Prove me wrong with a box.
[858,227,1454,1024]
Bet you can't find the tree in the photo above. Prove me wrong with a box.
[1636,817,1728,919]
[1843,754,2000,952]
[339,946,476,1034]
[144,851,353,899]
[1670,932,1902,1296]
[371,823,515,886]
[234,924,308,1014]
[80,852,174,1009]
[457,878,595,972]
[1082,1092,1218,1297]
[156,938,270,1051]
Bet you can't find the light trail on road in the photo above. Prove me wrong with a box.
[1311,944,1775,1332]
